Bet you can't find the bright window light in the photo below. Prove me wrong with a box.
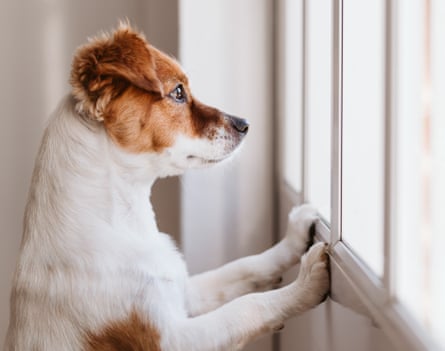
[395,0,445,347]
[342,0,385,276]
[306,0,332,221]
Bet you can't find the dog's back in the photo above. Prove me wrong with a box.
[4,96,188,350]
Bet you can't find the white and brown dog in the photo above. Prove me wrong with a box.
[4,24,329,351]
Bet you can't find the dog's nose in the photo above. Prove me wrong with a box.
[228,115,249,134]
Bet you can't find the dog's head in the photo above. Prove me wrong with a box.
[70,23,248,176]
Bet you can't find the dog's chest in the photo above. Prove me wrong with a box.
[138,233,187,281]
[84,232,189,319]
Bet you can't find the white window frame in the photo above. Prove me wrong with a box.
[276,0,440,350]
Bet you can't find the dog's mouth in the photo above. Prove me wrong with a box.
[186,155,227,164]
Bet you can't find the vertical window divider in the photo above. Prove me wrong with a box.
[383,0,398,298]
[331,0,343,246]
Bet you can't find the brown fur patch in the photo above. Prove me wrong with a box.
[85,311,161,351]
[70,24,230,154]
[102,87,228,153]
[70,24,163,122]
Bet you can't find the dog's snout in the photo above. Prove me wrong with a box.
[228,115,249,135]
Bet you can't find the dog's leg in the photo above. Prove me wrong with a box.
[186,205,319,316]
[169,242,329,351]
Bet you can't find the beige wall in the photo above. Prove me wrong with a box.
[179,1,275,350]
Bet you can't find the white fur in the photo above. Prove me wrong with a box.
[4,95,329,351]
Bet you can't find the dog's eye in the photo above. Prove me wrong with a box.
[170,84,187,103]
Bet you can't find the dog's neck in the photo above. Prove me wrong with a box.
[24,95,162,244]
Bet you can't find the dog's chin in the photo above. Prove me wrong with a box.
[167,140,244,173]
[187,155,228,165]
[188,142,245,168]
[167,155,228,175]
[185,154,232,168]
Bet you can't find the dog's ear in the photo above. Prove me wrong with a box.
[70,24,163,121]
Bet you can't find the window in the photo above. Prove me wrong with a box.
[342,0,385,276]
[278,0,445,349]
[305,0,332,221]
[395,0,445,346]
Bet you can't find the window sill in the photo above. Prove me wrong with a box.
[280,182,440,351]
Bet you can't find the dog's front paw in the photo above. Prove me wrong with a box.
[285,204,319,256]
[295,242,330,308]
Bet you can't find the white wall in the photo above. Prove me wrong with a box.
[179,0,274,274]
[179,1,275,350]
[0,0,180,344]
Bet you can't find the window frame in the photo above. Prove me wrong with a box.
[276,0,441,349]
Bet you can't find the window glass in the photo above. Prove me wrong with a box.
[395,0,445,346]
[306,0,332,221]
[394,0,424,327]
[430,2,445,343]
[342,0,385,275]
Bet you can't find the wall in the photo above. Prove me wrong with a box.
[179,1,275,350]
[0,0,180,344]
[179,0,274,275]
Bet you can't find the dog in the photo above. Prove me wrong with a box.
[4,23,329,351]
